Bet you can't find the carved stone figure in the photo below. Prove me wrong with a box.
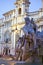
[22,17,37,48]
[22,35,34,61]
[15,17,43,63]
[15,37,23,61]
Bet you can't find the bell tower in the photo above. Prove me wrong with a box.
[14,0,30,16]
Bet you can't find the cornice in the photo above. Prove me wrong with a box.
[3,9,15,16]
[37,16,43,22]
[11,22,25,27]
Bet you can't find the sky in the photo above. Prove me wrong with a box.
[0,0,41,18]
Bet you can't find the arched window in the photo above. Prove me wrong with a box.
[18,8,21,15]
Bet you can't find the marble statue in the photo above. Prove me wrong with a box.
[15,37,23,61]
[15,17,43,62]
[15,17,37,61]
[22,17,37,48]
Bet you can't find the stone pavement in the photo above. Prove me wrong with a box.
[0,59,9,65]
[0,55,16,65]
[0,58,43,65]
[2,55,13,61]
[0,58,16,65]
[0,58,25,65]
[0,55,25,65]
[0,56,43,65]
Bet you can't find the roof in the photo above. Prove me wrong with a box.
[3,9,15,16]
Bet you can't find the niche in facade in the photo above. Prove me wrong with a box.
[18,8,21,15]
[4,31,11,43]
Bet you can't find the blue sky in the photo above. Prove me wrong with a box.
[0,0,41,18]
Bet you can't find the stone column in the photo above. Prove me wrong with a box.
[11,31,16,55]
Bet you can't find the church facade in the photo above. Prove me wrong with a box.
[0,0,43,55]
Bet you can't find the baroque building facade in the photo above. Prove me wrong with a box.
[0,0,43,55]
